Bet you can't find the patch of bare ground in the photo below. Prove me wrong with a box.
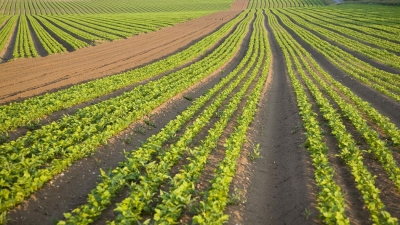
[0,0,248,104]
[5,10,251,224]
[280,13,400,75]
[275,14,400,129]
[239,19,319,225]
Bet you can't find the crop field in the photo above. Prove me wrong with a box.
[0,0,400,224]
[0,0,234,60]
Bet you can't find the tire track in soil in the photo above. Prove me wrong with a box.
[240,15,318,225]
[0,0,248,104]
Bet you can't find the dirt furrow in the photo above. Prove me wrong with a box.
[241,15,316,225]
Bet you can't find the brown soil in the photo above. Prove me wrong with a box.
[0,0,248,105]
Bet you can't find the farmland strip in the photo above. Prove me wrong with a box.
[0,11,247,134]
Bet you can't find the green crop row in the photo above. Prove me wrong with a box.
[273,9,400,103]
[296,8,400,43]
[288,9,400,54]
[107,11,254,224]
[191,10,270,224]
[58,13,256,224]
[33,15,88,50]
[271,9,399,224]
[12,15,38,58]
[294,50,397,225]
[248,0,324,8]
[60,11,260,224]
[58,13,257,223]
[38,16,100,42]
[0,9,251,216]
[0,9,229,59]
[151,11,265,224]
[278,9,400,69]
[266,10,349,224]
[0,11,247,134]
[0,16,17,54]
[27,15,66,54]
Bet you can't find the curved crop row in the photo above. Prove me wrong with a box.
[288,9,400,54]
[270,9,399,224]
[39,15,101,42]
[12,15,38,58]
[278,8,400,69]
[273,9,400,103]
[191,10,271,224]
[27,15,66,54]
[0,16,17,53]
[264,10,349,224]
[0,0,234,15]
[297,8,400,43]
[33,15,88,50]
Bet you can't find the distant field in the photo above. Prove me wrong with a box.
[0,0,234,60]
[0,0,234,15]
